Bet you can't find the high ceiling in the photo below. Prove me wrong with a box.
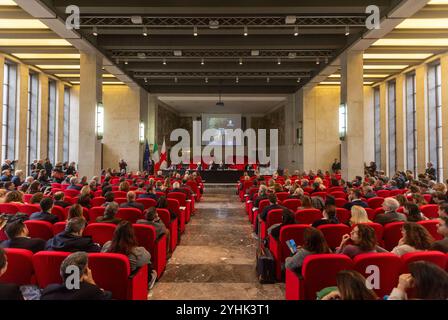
[38,0,403,93]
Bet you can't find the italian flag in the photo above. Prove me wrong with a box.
[153,143,160,171]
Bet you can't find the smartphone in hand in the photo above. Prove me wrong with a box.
[286,239,298,255]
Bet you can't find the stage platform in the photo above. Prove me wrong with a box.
[164,169,246,183]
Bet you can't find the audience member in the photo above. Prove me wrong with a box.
[29,198,58,224]
[391,222,433,256]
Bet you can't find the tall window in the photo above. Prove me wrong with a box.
[373,87,381,169]
[47,80,57,164]
[427,63,443,181]
[63,87,70,162]
[405,73,417,175]
[388,81,397,176]
[2,61,17,162]
[27,73,39,174]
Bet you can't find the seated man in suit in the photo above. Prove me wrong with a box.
[45,217,101,252]
[41,251,112,300]
[138,185,158,200]
[66,176,82,191]
[343,189,368,211]
[430,216,448,253]
[374,197,407,225]
[29,197,58,224]
[0,248,23,300]
[53,192,71,208]
[1,220,46,253]
[120,191,145,212]
[255,193,284,235]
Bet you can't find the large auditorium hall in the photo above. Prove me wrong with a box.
[0,0,446,316]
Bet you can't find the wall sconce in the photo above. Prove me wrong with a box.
[96,102,104,140]
[339,103,347,141]
[139,122,145,143]
[297,121,303,145]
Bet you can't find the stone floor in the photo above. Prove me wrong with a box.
[149,187,285,300]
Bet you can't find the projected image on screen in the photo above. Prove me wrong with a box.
[202,114,242,146]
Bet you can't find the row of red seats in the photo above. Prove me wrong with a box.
[0,249,148,300]
[268,221,442,281]
[285,251,448,300]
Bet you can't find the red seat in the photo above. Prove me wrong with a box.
[64,189,80,197]
[317,224,351,249]
[422,194,432,204]
[282,199,301,212]
[276,192,290,203]
[167,192,191,223]
[418,220,443,241]
[91,197,106,207]
[24,220,54,240]
[133,224,167,279]
[88,253,148,300]
[23,194,33,203]
[0,248,34,286]
[330,191,346,199]
[156,208,178,252]
[93,190,103,198]
[64,206,89,221]
[269,224,309,281]
[51,206,67,221]
[0,203,20,214]
[113,191,127,198]
[259,209,284,240]
[285,254,353,300]
[64,196,76,205]
[390,189,405,197]
[167,198,185,234]
[114,198,127,205]
[89,206,106,222]
[116,208,143,224]
[335,208,351,224]
[311,191,327,199]
[136,198,157,210]
[33,251,70,288]
[52,222,67,235]
[365,208,376,221]
[353,253,402,298]
[251,199,270,227]
[367,197,384,209]
[18,204,41,216]
[294,209,321,225]
[328,187,344,193]
[335,198,348,208]
[401,251,447,273]
[51,183,62,189]
[383,221,405,251]
[376,190,390,198]
[419,204,439,219]
[83,223,116,246]
[352,222,384,246]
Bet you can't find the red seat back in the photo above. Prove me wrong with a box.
[51,206,67,221]
[353,253,402,298]
[64,189,80,197]
[113,191,127,198]
[89,206,106,221]
[401,251,447,273]
[376,190,390,198]
[335,208,351,224]
[383,221,405,251]
[33,251,70,288]
[91,197,106,207]
[156,208,171,229]
[167,192,187,206]
[18,204,41,216]
[114,198,127,205]
[136,198,157,209]
[279,225,310,263]
[419,204,439,219]
[23,194,33,203]
[294,209,321,225]
[0,203,20,214]
[276,192,290,203]
[335,198,348,208]
[258,199,270,212]
[52,222,67,235]
[116,208,143,224]
[266,209,284,228]
[88,253,133,300]
[1,248,34,285]
[367,197,384,209]
[330,191,346,199]
[417,220,443,240]
[282,199,301,212]
[312,191,327,199]
[84,223,116,246]
[423,194,432,204]
[301,254,354,300]
[132,224,156,252]
[317,224,351,249]
[24,220,54,241]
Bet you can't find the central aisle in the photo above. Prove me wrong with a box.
[150,185,285,300]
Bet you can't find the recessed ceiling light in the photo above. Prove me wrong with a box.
[243,26,248,36]
[142,26,148,36]
[277,57,281,65]
[92,26,98,36]
[193,26,198,36]
[345,25,350,36]
[294,26,299,36]
[239,57,243,65]
[201,58,205,65]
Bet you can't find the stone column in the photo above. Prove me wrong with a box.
[340,50,365,180]
[415,65,427,174]
[56,81,65,163]
[16,64,29,171]
[440,56,448,180]
[78,52,102,177]
[38,73,49,160]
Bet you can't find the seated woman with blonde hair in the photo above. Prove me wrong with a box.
[348,205,372,227]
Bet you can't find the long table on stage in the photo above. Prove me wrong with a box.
[163,169,246,183]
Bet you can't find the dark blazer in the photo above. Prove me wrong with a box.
[1,237,46,253]
[45,232,101,252]
[430,237,448,253]
[120,201,145,212]
[138,193,158,200]
[343,199,369,211]
[0,283,23,300]
[29,211,58,224]
[67,185,82,191]
[54,200,71,208]
[96,216,122,225]
[41,282,112,300]
[374,211,407,226]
